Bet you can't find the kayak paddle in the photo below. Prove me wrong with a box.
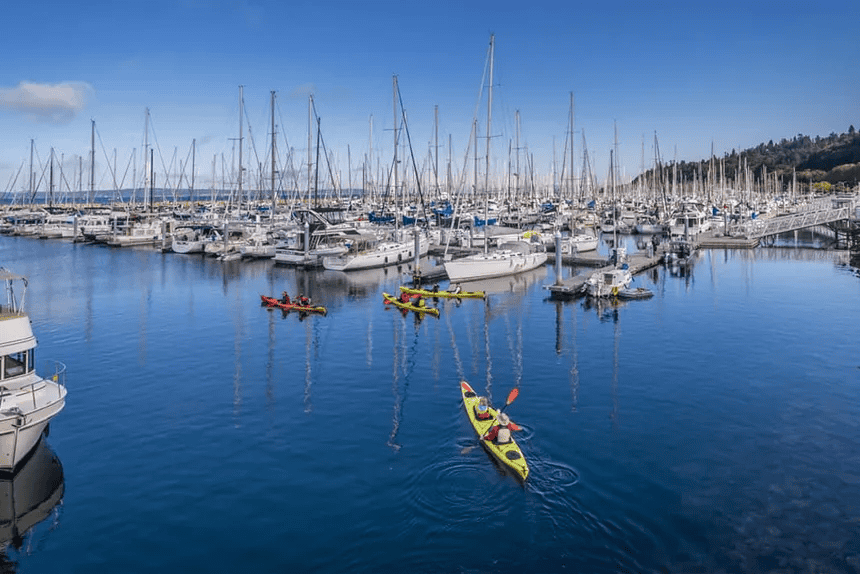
[499,387,519,413]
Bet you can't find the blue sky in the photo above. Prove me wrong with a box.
[1,0,857,195]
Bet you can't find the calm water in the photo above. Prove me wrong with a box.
[1,234,858,573]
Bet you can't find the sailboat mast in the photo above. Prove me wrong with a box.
[270,90,277,216]
[484,34,495,255]
[485,34,494,202]
[90,119,95,204]
[238,85,244,214]
[393,75,399,234]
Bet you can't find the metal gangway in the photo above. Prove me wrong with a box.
[731,195,859,239]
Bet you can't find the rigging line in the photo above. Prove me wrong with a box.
[396,83,431,227]
[95,127,119,187]
[3,160,25,198]
[118,148,136,191]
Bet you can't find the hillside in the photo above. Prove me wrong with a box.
[637,127,860,189]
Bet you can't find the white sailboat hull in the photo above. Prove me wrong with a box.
[323,236,429,272]
[444,247,547,283]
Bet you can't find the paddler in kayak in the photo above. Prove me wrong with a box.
[399,291,412,304]
[281,291,291,305]
[482,412,512,444]
[474,396,492,420]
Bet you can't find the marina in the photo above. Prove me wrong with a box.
[2,0,858,568]
[0,215,858,571]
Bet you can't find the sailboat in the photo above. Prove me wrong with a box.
[323,75,430,272]
[443,35,547,283]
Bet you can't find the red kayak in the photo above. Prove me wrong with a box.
[260,295,327,315]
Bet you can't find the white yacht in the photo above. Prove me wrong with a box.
[0,269,67,472]
[668,202,712,238]
[444,238,547,283]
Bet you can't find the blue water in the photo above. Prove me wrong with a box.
[1,235,859,573]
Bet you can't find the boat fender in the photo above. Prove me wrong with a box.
[611,287,619,297]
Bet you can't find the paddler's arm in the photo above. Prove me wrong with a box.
[482,426,499,441]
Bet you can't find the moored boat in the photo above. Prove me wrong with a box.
[0,269,67,472]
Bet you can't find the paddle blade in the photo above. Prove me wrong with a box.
[508,421,522,432]
[506,387,520,406]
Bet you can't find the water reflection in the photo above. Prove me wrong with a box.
[0,440,64,571]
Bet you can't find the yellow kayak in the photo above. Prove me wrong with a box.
[460,380,528,481]
[399,286,486,299]
[382,292,440,316]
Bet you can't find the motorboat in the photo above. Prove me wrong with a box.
[585,265,633,298]
[0,269,67,472]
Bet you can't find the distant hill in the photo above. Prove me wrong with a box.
[636,127,860,190]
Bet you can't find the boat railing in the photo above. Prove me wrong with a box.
[44,360,67,398]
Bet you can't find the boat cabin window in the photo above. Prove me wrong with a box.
[1,350,33,380]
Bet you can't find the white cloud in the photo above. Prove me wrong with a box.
[0,81,94,123]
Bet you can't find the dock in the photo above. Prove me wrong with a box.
[547,251,662,298]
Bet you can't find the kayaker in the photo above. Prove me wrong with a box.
[452,283,462,295]
[416,296,426,308]
[400,291,412,304]
[431,283,439,294]
[474,397,492,420]
[483,412,512,444]
[281,291,291,305]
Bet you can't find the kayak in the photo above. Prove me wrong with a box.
[382,292,440,317]
[399,286,486,299]
[260,295,327,315]
[460,380,528,481]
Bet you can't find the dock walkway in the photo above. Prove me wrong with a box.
[547,251,662,298]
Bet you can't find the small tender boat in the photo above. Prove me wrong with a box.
[615,287,654,300]
[398,286,486,299]
[260,295,327,316]
[382,293,440,317]
[460,381,528,481]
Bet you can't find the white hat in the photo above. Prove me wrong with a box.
[497,412,510,426]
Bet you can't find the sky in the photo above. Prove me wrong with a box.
[1,0,857,195]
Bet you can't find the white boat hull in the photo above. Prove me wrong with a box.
[444,248,547,282]
[323,237,429,272]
